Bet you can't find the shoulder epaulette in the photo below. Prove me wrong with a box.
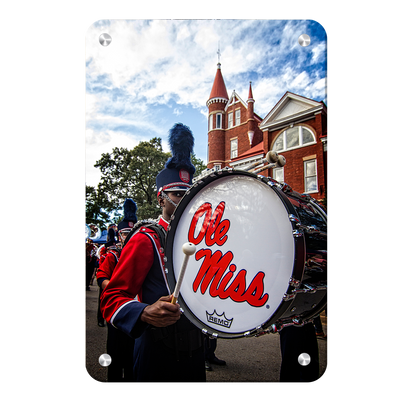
[122,218,166,250]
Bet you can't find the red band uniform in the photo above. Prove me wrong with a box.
[100,123,205,382]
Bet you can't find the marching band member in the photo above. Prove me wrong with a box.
[100,123,205,382]
[116,198,137,247]
[98,225,117,266]
[96,227,117,327]
[85,239,97,291]
[96,199,138,382]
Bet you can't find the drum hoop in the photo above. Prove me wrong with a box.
[165,169,306,338]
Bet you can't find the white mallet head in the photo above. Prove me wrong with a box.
[266,150,279,164]
[182,242,196,256]
[277,155,286,167]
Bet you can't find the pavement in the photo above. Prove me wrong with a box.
[86,279,327,382]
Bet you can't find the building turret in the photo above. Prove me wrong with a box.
[207,63,229,106]
[207,63,229,169]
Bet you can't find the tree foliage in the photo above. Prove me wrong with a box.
[85,185,115,230]
[87,137,206,223]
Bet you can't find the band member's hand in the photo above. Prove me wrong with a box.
[140,295,181,327]
[101,279,110,290]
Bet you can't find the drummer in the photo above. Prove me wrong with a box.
[100,123,205,382]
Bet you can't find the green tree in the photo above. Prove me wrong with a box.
[91,137,206,221]
[85,185,115,230]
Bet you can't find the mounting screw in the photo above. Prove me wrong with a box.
[298,34,311,47]
[298,353,311,366]
[99,33,112,47]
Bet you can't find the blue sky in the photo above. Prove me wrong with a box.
[86,19,327,187]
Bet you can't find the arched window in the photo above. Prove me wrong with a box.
[272,126,316,152]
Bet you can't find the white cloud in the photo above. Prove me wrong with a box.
[311,43,326,64]
[290,71,311,90]
[173,108,183,116]
[85,129,140,187]
[85,19,327,185]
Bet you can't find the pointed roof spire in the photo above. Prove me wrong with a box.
[248,81,254,101]
[208,63,229,101]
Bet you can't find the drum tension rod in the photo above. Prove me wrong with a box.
[283,282,326,301]
[289,214,320,234]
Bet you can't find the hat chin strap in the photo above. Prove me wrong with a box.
[161,191,178,208]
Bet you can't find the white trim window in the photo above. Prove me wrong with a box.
[230,138,238,159]
[304,159,318,193]
[209,115,213,131]
[235,109,241,126]
[228,112,233,128]
[273,167,284,183]
[272,126,316,152]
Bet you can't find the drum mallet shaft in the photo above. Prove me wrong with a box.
[252,155,286,174]
[241,156,268,171]
[171,242,197,304]
[241,151,279,172]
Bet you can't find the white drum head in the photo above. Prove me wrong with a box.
[168,173,296,337]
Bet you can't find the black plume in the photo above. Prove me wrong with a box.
[165,123,196,173]
[123,198,137,222]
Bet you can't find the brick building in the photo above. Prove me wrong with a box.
[205,63,327,203]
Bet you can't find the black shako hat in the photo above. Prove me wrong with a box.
[118,198,138,231]
[156,123,196,195]
[105,227,116,248]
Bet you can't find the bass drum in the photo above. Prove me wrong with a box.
[165,169,327,338]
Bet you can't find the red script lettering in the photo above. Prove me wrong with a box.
[188,201,269,308]
[193,249,269,307]
[188,202,230,247]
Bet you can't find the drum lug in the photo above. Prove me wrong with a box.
[289,214,303,237]
[292,229,303,237]
[291,317,304,326]
[201,328,219,339]
[254,325,270,337]
[290,215,321,235]
[255,325,264,335]
[283,292,296,301]
[289,278,301,288]
[267,324,279,334]
[257,324,281,334]
[284,282,326,302]
[289,215,321,236]
[305,225,321,234]
[265,317,315,333]
[266,180,276,187]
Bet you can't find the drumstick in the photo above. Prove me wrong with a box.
[252,155,286,174]
[171,242,197,304]
[241,151,279,172]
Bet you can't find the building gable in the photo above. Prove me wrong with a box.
[225,90,247,112]
[260,92,324,130]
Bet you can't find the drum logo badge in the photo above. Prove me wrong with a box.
[188,201,270,311]
[206,310,233,328]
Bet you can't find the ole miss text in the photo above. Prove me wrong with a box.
[187,201,269,307]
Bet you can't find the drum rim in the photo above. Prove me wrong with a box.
[165,169,306,338]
